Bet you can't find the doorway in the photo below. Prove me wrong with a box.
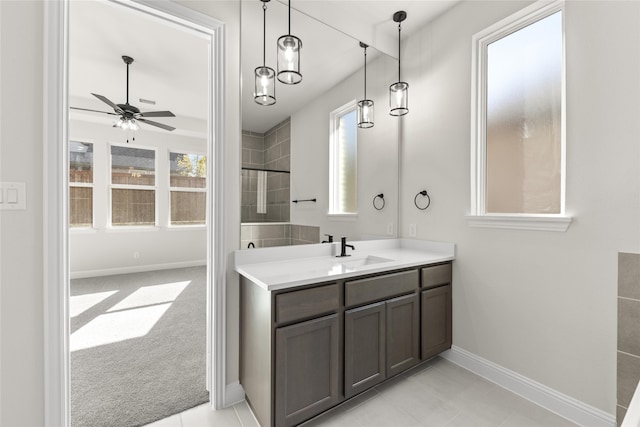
[43,1,226,425]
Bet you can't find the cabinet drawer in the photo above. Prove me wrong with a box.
[275,283,339,324]
[345,270,418,308]
[421,263,452,289]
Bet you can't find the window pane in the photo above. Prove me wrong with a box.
[112,189,155,226]
[169,152,207,188]
[70,187,93,227]
[171,191,206,225]
[486,11,562,214]
[111,146,156,186]
[335,109,357,214]
[70,141,93,183]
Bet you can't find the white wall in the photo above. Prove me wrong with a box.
[290,53,399,241]
[69,119,207,277]
[0,2,44,425]
[3,0,638,423]
[400,0,640,415]
[174,0,242,397]
[0,0,241,424]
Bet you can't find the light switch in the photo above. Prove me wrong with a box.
[0,182,26,210]
[7,188,18,204]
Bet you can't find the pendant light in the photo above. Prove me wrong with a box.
[357,42,374,128]
[255,0,276,106]
[277,0,302,85]
[389,11,408,116]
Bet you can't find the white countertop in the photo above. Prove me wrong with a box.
[234,238,455,291]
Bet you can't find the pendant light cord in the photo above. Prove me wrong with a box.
[262,2,267,66]
[364,46,367,99]
[288,0,291,35]
[397,21,402,82]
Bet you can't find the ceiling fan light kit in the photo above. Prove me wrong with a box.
[71,55,177,140]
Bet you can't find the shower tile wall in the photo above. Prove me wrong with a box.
[264,119,290,222]
[618,252,640,425]
[241,119,290,223]
[241,224,320,249]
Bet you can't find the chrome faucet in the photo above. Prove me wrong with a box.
[337,236,355,257]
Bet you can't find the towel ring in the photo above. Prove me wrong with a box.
[414,190,431,210]
[373,193,385,211]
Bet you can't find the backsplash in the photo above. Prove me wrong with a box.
[241,223,320,249]
[618,252,640,425]
[241,118,290,223]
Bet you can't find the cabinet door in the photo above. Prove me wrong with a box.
[344,301,386,398]
[421,284,452,360]
[386,293,420,377]
[275,314,340,427]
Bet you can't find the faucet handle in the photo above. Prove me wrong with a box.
[324,234,334,242]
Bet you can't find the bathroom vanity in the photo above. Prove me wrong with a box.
[235,239,455,427]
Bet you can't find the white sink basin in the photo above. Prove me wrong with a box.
[339,255,393,269]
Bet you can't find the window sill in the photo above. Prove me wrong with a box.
[166,225,207,231]
[466,215,573,232]
[327,213,358,222]
[106,225,159,232]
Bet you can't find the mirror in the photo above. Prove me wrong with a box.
[241,0,399,249]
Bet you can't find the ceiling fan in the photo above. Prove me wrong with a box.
[71,55,176,132]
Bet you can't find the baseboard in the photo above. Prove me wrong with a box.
[224,381,245,407]
[70,260,207,279]
[441,346,615,427]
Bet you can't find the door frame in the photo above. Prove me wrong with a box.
[43,1,227,425]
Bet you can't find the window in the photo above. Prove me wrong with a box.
[69,141,94,227]
[110,145,156,226]
[169,152,207,225]
[329,101,357,216]
[469,0,571,231]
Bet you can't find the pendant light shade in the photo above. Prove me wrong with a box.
[357,42,374,128]
[255,0,276,106]
[390,11,409,116]
[277,0,302,85]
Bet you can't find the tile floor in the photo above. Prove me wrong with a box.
[145,357,577,427]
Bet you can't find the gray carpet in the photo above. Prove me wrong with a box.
[70,266,209,427]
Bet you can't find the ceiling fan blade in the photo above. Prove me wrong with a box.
[138,118,176,132]
[138,110,175,118]
[70,106,118,115]
[91,93,124,114]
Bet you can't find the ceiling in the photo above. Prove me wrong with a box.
[69,1,461,135]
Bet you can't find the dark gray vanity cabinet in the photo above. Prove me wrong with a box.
[240,279,341,427]
[240,261,452,427]
[344,270,420,398]
[386,293,420,376]
[275,314,340,427]
[420,264,453,360]
[344,301,386,398]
